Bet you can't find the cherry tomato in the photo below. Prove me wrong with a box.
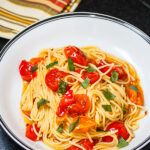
[81,139,94,150]
[75,68,82,74]
[109,66,127,80]
[25,124,39,141]
[67,139,94,150]
[30,57,43,65]
[126,84,144,105]
[73,116,96,133]
[68,94,91,116]
[101,136,113,142]
[56,90,75,117]
[45,68,68,91]
[64,46,88,66]
[82,71,100,84]
[102,121,129,142]
[97,60,109,73]
[97,60,127,80]
[19,60,37,82]
[67,145,81,150]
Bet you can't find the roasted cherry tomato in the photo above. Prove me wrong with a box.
[45,68,68,92]
[67,139,94,150]
[68,94,91,116]
[81,139,94,150]
[102,121,129,142]
[56,90,75,117]
[126,84,144,105]
[98,60,127,80]
[64,46,88,66]
[97,60,109,73]
[73,116,96,133]
[101,135,113,142]
[25,124,39,141]
[67,145,81,150]
[82,71,100,84]
[75,68,82,74]
[19,60,37,82]
[30,57,43,65]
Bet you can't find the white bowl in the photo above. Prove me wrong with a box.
[0,12,150,150]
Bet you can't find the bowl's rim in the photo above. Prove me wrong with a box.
[0,12,150,150]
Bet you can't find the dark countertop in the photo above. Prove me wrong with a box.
[0,0,150,149]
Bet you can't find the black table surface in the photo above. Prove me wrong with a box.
[0,0,150,149]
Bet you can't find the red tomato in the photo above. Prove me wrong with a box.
[64,46,88,66]
[67,139,94,150]
[82,71,100,84]
[25,124,39,141]
[56,90,76,117]
[97,60,127,80]
[97,60,109,73]
[67,145,81,150]
[30,57,43,65]
[45,68,68,91]
[109,66,127,80]
[75,68,82,74]
[101,136,113,142]
[68,94,91,116]
[81,139,94,150]
[19,60,37,82]
[102,121,129,142]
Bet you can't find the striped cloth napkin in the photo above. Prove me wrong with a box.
[0,0,81,39]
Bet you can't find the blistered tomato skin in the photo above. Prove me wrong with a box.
[25,124,39,141]
[19,60,37,82]
[67,139,94,150]
[102,121,129,142]
[97,60,127,80]
[56,90,75,117]
[45,68,68,92]
[64,46,88,66]
[68,94,91,116]
[81,71,100,84]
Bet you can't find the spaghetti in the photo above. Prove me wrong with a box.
[19,46,147,150]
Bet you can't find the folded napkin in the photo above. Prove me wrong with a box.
[0,0,81,39]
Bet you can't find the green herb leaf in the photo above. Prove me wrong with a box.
[68,57,75,71]
[129,85,138,92]
[103,89,116,100]
[122,105,126,115]
[110,71,119,83]
[31,65,38,73]
[81,78,90,89]
[102,105,112,112]
[86,66,96,73]
[117,137,129,148]
[57,80,68,95]
[46,61,58,69]
[69,117,80,133]
[37,98,49,109]
[56,122,64,133]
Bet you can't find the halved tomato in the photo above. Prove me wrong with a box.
[25,124,40,141]
[68,94,91,116]
[45,68,68,91]
[19,60,37,82]
[64,46,88,66]
[102,121,129,142]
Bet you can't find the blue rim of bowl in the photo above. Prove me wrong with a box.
[0,12,150,150]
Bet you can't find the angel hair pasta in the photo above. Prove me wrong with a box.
[19,46,147,150]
